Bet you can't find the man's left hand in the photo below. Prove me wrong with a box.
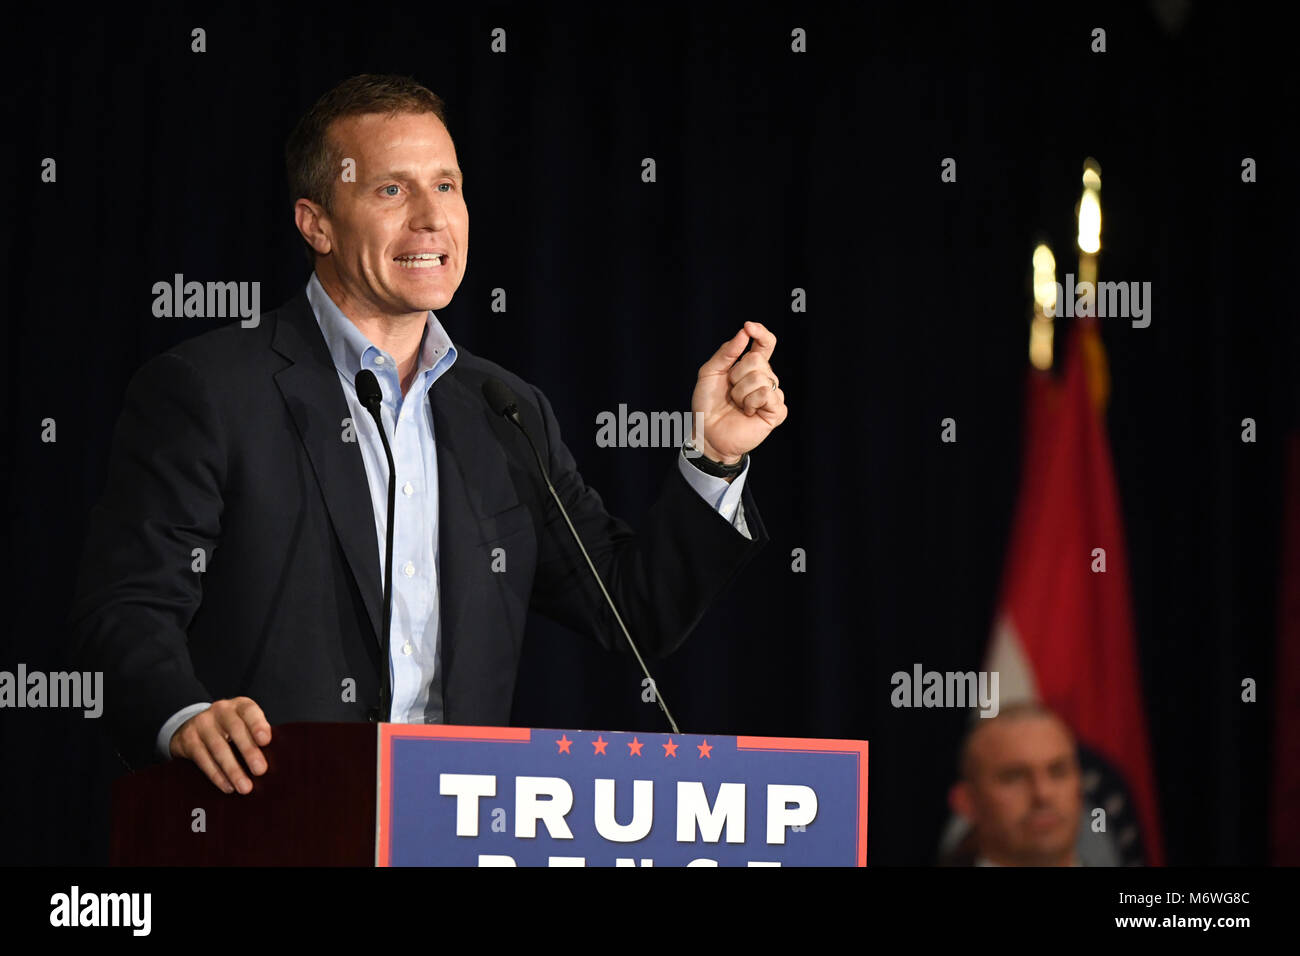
[691,321,788,464]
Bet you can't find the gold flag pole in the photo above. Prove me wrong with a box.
[1075,157,1109,408]
[1030,243,1057,370]
[1077,157,1102,286]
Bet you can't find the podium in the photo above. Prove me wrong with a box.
[110,722,376,866]
[112,722,868,866]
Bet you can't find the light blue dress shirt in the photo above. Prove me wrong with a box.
[156,273,750,757]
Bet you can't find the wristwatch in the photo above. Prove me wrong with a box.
[682,440,747,478]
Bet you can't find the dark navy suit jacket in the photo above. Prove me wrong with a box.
[68,290,767,769]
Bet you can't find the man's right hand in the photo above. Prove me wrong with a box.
[168,697,272,794]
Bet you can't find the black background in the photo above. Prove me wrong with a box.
[2,1,1295,865]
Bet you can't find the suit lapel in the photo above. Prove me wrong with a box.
[429,365,520,697]
[270,290,523,690]
[271,291,384,647]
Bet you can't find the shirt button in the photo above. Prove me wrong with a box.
[403,561,415,577]
[403,482,414,496]
[402,642,413,656]
[373,355,386,365]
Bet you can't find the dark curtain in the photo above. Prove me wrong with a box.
[2,1,1294,865]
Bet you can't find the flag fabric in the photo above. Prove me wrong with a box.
[984,316,1165,865]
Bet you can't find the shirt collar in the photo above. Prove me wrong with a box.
[973,854,1082,867]
[305,271,457,396]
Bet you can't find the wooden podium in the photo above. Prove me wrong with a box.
[110,722,376,866]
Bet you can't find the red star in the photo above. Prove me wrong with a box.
[592,735,608,755]
[663,738,678,757]
[627,737,644,756]
[556,734,572,754]
[697,740,713,759]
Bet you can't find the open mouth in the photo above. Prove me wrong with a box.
[393,253,446,269]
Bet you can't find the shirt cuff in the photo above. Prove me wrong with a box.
[157,702,213,760]
[677,449,752,540]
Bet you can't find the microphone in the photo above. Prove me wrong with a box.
[482,377,681,735]
[355,369,395,723]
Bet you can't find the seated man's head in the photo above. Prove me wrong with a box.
[948,701,1082,866]
[286,74,467,322]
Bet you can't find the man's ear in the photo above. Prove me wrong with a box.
[293,198,333,257]
[949,781,974,822]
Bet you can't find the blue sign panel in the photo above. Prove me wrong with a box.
[377,725,868,866]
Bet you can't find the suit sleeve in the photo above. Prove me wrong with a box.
[524,384,767,658]
[66,352,223,769]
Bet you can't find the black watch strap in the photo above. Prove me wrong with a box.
[683,440,746,477]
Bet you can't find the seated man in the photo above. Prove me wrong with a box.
[946,702,1085,866]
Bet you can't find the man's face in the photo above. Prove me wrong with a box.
[953,715,1083,865]
[308,110,468,319]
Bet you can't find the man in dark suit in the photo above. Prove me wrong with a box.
[67,75,787,794]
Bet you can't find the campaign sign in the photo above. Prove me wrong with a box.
[376,725,868,866]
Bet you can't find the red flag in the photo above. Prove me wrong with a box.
[986,317,1165,865]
